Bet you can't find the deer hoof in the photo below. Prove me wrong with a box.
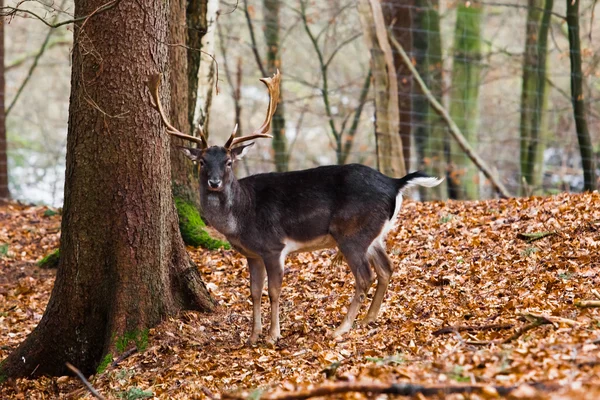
[266,333,280,345]
[247,334,261,345]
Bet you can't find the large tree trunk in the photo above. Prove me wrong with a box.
[566,0,597,191]
[170,0,200,205]
[519,0,552,195]
[383,0,412,173]
[448,0,482,199]
[413,0,447,200]
[358,0,406,178]
[0,0,214,378]
[263,0,288,172]
[0,1,9,200]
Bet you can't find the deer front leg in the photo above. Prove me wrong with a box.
[264,254,284,344]
[248,258,266,344]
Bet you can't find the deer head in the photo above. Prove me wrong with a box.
[148,70,281,191]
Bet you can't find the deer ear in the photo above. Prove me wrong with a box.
[231,142,254,160]
[179,147,202,161]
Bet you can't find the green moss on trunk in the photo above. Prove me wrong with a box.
[175,197,230,250]
[37,249,60,269]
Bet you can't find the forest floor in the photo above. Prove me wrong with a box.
[1,192,600,399]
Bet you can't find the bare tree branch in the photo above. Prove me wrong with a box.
[298,0,339,144]
[0,0,120,29]
[65,363,106,400]
[6,0,68,116]
[243,0,266,77]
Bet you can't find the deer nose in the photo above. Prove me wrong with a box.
[208,179,222,189]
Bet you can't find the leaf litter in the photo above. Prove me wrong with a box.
[1,192,600,399]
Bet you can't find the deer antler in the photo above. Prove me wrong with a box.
[224,70,281,149]
[148,74,208,149]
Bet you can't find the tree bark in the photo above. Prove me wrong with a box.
[263,0,288,172]
[519,0,552,195]
[170,0,200,205]
[383,0,412,173]
[448,0,482,199]
[358,0,406,178]
[0,0,9,200]
[413,0,447,200]
[566,0,597,191]
[0,0,214,378]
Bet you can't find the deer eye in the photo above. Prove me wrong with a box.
[199,159,205,167]
[226,160,233,168]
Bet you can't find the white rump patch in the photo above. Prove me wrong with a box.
[368,192,403,256]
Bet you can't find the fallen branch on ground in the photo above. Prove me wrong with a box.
[464,314,562,345]
[576,300,600,308]
[433,323,514,336]
[516,231,558,242]
[222,381,560,400]
[65,363,106,400]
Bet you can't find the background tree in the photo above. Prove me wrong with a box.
[263,0,288,172]
[0,1,8,200]
[383,0,412,173]
[566,0,596,191]
[244,0,288,172]
[0,0,214,377]
[519,0,552,195]
[448,0,483,199]
[413,0,447,200]
[170,0,199,204]
[357,0,405,178]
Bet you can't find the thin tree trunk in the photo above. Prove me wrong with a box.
[413,0,447,200]
[192,0,219,140]
[519,0,552,195]
[566,0,597,191]
[0,0,214,378]
[383,0,412,173]
[170,0,200,205]
[448,1,482,200]
[358,0,406,178]
[264,0,288,172]
[0,0,9,200]
[187,0,208,132]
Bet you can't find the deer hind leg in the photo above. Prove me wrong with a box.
[263,253,284,344]
[331,243,375,338]
[362,245,393,325]
[247,257,266,344]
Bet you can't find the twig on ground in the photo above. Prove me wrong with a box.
[516,231,557,243]
[591,289,600,300]
[522,313,580,327]
[65,362,106,400]
[576,300,600,308]
[432,323,513,336]
[222,381,560,400]
[109,347,137,370]
[464,314,560,345]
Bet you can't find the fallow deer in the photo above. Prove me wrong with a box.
[148,71,442,344]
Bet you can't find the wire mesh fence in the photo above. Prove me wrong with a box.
[213,0,600,200]
[3,0,599,205]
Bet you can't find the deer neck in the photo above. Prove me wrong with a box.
[200,179,250,236]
